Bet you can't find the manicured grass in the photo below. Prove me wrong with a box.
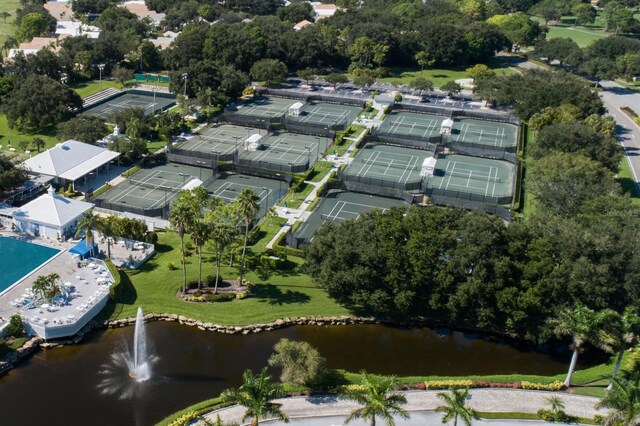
[102,232,349,325]
[0,0,19,47]
[280,181,315,209]
[71,80,123,99]
[358,58,517,87]
[479,412,597,424]
[306,161,334,183]
[618,156,640,203]
[147,139,167,153]
[252,216,288,252]
[0,115,59,154]
[530,15,608,48]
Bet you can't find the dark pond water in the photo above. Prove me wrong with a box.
[0,322,576,426]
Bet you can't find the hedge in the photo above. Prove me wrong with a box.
[106,259,123,302]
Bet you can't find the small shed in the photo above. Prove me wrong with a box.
[420,157,438,178]
[245,133,263,152]
[289,102,304,117]
[440,118,454,135]
[182,178,203,191]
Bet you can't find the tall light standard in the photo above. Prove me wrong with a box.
[262,187,269,215]
[275,173,283,198]
[195,161,205,179]
[182,72,188,98]
[306,146,311,166]
[179,172,188,185]
[233,136,240,154]
[97,64,105,91]
[315,136,321,160]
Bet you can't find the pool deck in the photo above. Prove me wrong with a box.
[204,390,604,425]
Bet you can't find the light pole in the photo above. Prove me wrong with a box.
[97,64,105,91]
[182,72,188,98]
[262,187,269,215]
[179,172,188,185]
[275,173,283,197]
[315,136,320,160]
[233,136,240,154]
[196,161,205,179]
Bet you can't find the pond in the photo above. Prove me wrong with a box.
[0,322,577,426]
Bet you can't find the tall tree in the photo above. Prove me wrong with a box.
[75,212,100,257]
[550,303,618,387]
[190,219,210,290]
[32,137,45,152]
[235,188,260,287]
[342,372,409,426]
[435,388,479,426]
[596,377,640,426]
[205,200,237,293]
[221,368,288,426]
[610,308,640,389]
[169,191,197,293]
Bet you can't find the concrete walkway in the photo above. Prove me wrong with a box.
[203,390,604,426]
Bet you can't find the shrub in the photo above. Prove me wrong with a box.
[235,291,248,300]
[186,280,199,290]
[537,409,571,422]
[268,338,327,386]
[260,254,285,269]
[4,315,23,338]
[204,274,224,288]
[342,384,366,392]
[185,296,205,302]
[145,231,158,244]
[424,380,473,389]
[521,381,564,391]
[205,293,235,303]
[167,261,178,270]
[106,259,122,302]
[167,411,198,426]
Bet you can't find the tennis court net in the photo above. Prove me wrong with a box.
[445,169,501,182]
[361,158,420,171]
[130,179,185,192]
[383,120,438,132]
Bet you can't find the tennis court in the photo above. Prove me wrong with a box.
[343,144,432,188]
[239,132,325,172]
[427,154,515,199]
[293,191,409,244]
[235,97,294,120]
[287,102,361,127]
[378,111,445,139]
[207,173,287,219]
[93,163,215,217]
[450,118,518,148]
[83,90,176,119]
[184,124,268,157]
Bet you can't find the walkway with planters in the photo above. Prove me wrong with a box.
[203,389,604,425]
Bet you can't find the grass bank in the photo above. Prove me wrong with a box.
[0,115,59,154]
[102,232,349,325]
[0,0,19,47]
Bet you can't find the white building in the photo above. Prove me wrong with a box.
[12,186,94,239]
[310,2,339,20]
[121,0,166,27]
[8,37,62,59]
[22,140,120,192]
[55,21,100,39]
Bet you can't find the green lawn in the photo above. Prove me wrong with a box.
[280,181,315,209]
[531,15,608,48]
[0,115,59,154]
[306,161,334,183]
[71,80,123,99]
[0,0,19,47]
[617,156,640,204]
[102,232,349,325]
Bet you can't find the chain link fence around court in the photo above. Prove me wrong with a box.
[439,139,517,164]
[92,199,171,219]
[368,130,440,152]
[224,109,280,130]
[236,156,308,174]
[337,170,421,193]
[425,192,512,221]
[394,103,519,125]
[166,150,222,170]
[307,94,367,108]
[283,117,339,137]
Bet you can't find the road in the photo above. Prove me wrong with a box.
[599,80,640,192]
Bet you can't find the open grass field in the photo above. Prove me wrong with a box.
[531,15,609,48]
[0,0,19,47]
[0,115,59,155]
[102,232,349,325]
[71,79,123,99]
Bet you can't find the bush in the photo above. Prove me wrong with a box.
[167,411,198,426]
[521,381,564,391]
[260,254,286,269]
[185,296,205,302]
[205,293,235,303]
[235,291,248,300]
[145,231,158,244]
[425,380,473,389]
[204,274,224,288]
[167,261,178,270]
[4,315,23,338]
[186,280,199,290]
[106,259,123,302]
[268,338,327,386]
[537,409,571,422]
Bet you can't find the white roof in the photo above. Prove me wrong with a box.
[183,179,203,191]
[441,118,454,128]
[23,140,120,181]
[55,21,100,38]
[13,188,94,228]
[422,157,437,168]
[246,134,263,144]
[290,102,304,110]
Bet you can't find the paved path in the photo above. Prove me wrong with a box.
[203,390,604,425]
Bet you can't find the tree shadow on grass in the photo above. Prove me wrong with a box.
[253,283,310,305]
[96,270,138,320]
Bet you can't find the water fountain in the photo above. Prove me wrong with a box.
[98,307,157,399]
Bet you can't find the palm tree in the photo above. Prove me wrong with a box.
[0,12,11,24]
[435,388,479,426]
[75,211,100,257]
[550,303,618,387]
[98,215,119,260]
[235,188,260,286]
[610,308,640,390]
[33,137,45,153]
[342,372,408,426]
[169,193,196,294]
[596,377,640,426]
[2,37,16,56]
[32,273,60,302]
[221,367,288,426]
[190,219,210,289]
[205,201,237,293]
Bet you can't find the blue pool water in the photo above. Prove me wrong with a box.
[0,237,61,293]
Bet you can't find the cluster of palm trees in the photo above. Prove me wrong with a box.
[74,211,149,259]
[32,273,61,303]
[221,369,479,426]
[168,186,260,293]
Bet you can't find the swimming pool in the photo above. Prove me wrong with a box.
[0,237,61,294]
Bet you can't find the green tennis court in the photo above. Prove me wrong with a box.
[186,125,268,157]
[343,144,432,187]
[294,191,409,244]
[287,102,361,126]
[83,91,175,119]
[235,97,294,119]
[450,118,518,148]
[427,154,515,199]
[207,173,287,219]
[239,132,326,171]
[378,111,445,139]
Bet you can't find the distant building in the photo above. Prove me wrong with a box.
[12,186,94,239]
[148,31,180,49]
[310,2,339,20]
[55,21,100,39]
[22,140,120,192]
[8,37,63,59]
[43,1,73,22]
[120,0,166,27]
[294,20,312,31]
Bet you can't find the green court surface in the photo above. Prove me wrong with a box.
[378,111,446,139]
[293,191,409,244]
[287,102,362,127]
[427,154,515,199]
[185,125,268,157]
[207,173,287,219]
[344,144,432,187]
[450,118,518,148]
[239,131,327,171]
[94,163,214,215]
[83,91,176,119]
[235,97,295,119]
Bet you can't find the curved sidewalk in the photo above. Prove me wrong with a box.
[204,389,604,425]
